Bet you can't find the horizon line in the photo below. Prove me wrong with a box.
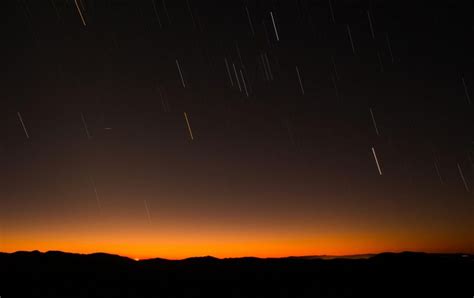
[2,249,472,261]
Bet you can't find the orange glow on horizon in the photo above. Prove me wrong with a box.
[2,192,473,260]
[3,225,473,260]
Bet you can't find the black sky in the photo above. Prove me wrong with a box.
[2,0,473,257]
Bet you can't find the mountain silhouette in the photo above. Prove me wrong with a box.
[1,251,472,297]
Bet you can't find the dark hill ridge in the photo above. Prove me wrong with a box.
[1,251,472,298]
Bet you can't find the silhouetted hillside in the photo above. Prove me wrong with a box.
[1,251,472,297]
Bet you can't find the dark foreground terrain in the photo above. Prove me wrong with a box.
[1,251,473,297]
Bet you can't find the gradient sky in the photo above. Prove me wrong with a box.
[2,0,473,259]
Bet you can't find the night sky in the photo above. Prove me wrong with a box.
[2,0,473,259]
